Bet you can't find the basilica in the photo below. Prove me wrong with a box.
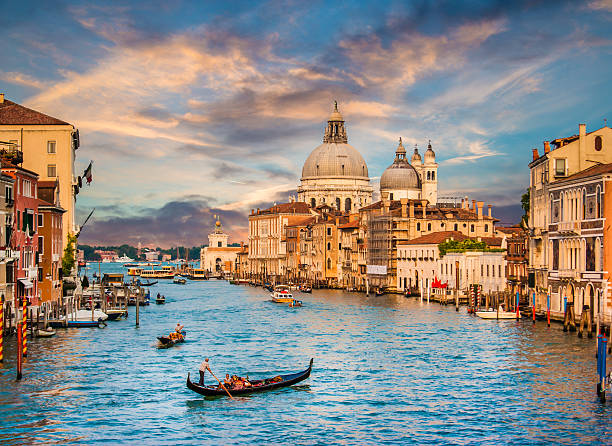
[297,102,438,210]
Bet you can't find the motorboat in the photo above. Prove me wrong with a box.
[117,255,134,262]
[105,308,128,320]
[271,285,294,303]
[50,309,109,328]
[173,277,187,285]
[35,328,56,337]
[476,308,521,320]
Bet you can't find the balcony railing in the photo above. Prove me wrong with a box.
[0,147,23,164]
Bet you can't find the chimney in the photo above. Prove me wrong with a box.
[251,209,254,215]
[464,196,469,210]
[409,201,415,218]
[477,201,484,219]
[544,141,550,153]
[0,94,4,104]
[471,200,476,211]
[487,204,492,218]
[532,148,539,161]
[400,198,408,218]
[421,200,427,218]
[579,123,586,138]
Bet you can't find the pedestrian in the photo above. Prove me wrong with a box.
[199,358,210,385]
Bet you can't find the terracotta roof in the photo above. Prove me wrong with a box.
[256,202,311,215]
[0,99,71,125]
[338,221,359,229]
[480,236,503,247]
[496,226,524,235]
[552,163,612,184]
[286,216,317,227]
[1,159,39,178]
[399,231,469,245]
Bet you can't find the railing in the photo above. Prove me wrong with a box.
[557,221,580,234]
[0,147,23,164]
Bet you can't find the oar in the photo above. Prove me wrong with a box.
[208,369,234,399]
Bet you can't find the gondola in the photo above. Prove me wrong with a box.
[157,331,186,348]
[186,358,313,397]
[156,296,166,304]
[138,280,158,287]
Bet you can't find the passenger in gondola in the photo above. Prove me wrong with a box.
[175,322,184,335]
[157,292,161,299]
[224,373,232,388]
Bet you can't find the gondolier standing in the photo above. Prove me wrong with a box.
[199,358,211,385]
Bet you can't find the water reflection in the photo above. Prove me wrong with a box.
[0,267,609,444]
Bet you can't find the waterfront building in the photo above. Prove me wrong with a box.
[361,196,497,292]
[0,94,80,245]
[37,180,65,303]
[248,202,312,281]
[200,219,241,274]
[235,244,249,279]
[338,216,362,289]
[94,250,118,261]
[380,139,438,204]
[544,163,612,321]
[144,251,159,261]
[0,171,16,303]
[285,216,316,284]
[528,122,612,296]
[496,226,528,298]
[1,160,40,305]
[297,103,372,212]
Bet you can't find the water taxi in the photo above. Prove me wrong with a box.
[140,269,174,279]
[102,273,124,287]
[187,268,208,280]
[271,285,294,303]
[127,267,142,276]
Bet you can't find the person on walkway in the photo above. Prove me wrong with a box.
[199,358,210,385]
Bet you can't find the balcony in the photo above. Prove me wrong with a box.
[557,221,580,235]
[557,269,580,280]
[0,146,23,164]
[52,253,60,262]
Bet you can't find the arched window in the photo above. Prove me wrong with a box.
[454,223,458,231]
[335,197,341,210]
[470,224,474,232]
[327,242,331,250]
[327,258,332,270]
[596,186,601,218]
[600,186,604,218]
[582,189,586,220]
[427,171,431,180]
[485,224,489,232]
[560,194,564,221]
[345,198,352,212]
[389,193,394,201]
[427,223,431,231]
[417,223,421,231]
[595,135,603,151]
[310,198,316,208]
[431,171,435,181]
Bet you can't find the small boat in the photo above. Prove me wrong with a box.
[173,277,187,285]
[157,331,186,348]
[375,288,385,296]
[35,328,56,337]
[187,358,313,397]
[137,279,158,287]
[476,308,521,320]
[50,309,108,328]
[299,285,312,293]
[105,309,128,320]
[289,299,302,307]
[156,295,166,304]
[117,255,134,262]
[271,285,294,303]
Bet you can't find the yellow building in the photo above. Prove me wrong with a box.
[0,94,80,245]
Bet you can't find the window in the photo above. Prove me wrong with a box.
[217,241,222,247]
[431,172,435,181]
[327,227,331,236]
[327,258,332,269]
[38,236,43,254]
[454,223,458,231]
[470,224,474,232]
[484,224,488,232]
[327,242,331,250]
[595,135,603,151]
[345,198,351,212]
[310,198,316,208]
[5,186,12,204]
[427,223,431,231]
[389,193,394,201]
[47,141,56,154]
[416,223,421,231]
[47,164,57,177]
[427,171,431,180]
[499,265,502,277]
[38,213,43,228]
[336,197,341,210]
[23,180,31,197]
[555,159,566,176]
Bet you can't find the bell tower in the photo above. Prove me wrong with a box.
[421,140,438,205]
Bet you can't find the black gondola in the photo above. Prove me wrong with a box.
[186,358,313,397]
[157,331,186,348]
[139,280,158,287]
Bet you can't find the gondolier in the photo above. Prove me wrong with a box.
[199,358,211,385]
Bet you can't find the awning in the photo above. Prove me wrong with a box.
[18,278,33,289]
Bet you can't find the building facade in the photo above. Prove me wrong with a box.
[200,219,241,274]
[0,172,16,304]
[38,197,65,304]
[0,94,80,245]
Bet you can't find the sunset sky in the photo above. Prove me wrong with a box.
[2,0,611,247]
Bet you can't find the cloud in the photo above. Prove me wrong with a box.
[589,0,612,11]
[0,71,47,89]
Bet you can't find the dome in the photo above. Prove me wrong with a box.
[380,139,421,191]
[301,102,369,179]
[301,142,369,178]
[380,161,421,191]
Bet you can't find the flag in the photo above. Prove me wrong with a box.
[83,161,93,185]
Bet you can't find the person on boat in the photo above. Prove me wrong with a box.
[199,358,210,385]
[175,322,184,334]
[157,292,161,299]
[224,373,232,388]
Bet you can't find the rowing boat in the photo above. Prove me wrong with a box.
[186,358,313,396]
[157,331,186,348]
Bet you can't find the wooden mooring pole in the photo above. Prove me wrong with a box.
[597,334,607,403]
[135,292,140,327]
[16,322,22,380]
[22,299,27,358]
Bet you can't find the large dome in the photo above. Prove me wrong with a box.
[380,139,421,191]
[301,142,369,179]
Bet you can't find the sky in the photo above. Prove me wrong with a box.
[1,0,611,247]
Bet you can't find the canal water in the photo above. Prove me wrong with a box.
[0,264,610,445]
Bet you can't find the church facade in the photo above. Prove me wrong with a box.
[200,219,241,274]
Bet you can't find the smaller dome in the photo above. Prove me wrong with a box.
[411,144,422,165]
[381,140,421,192]
[425,140,435,162]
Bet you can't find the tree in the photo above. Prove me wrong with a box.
[521,188,530,228]
[62,232,77,275]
